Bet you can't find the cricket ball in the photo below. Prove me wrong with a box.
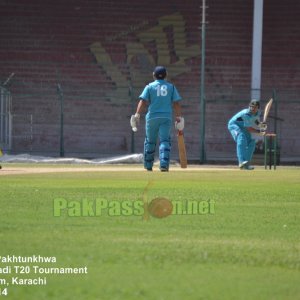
[148,197,173,218]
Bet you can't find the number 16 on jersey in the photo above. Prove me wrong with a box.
[155,84,168,96]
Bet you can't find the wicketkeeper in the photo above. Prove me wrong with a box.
[228,99,267,170]
[130,66,183,171]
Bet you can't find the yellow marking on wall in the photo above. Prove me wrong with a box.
[90,42,128,87]
[90,13,201,103]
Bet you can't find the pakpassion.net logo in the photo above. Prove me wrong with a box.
[53,198,215,219]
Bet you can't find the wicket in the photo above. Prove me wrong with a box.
[264,133,277,170]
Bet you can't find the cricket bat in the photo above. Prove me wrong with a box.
[177,130,187,168]
[263,98,273,123]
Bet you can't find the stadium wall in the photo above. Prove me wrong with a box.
[0,0,299,162]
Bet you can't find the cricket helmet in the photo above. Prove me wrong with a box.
[249,99,260,108]
[153,66,167,79]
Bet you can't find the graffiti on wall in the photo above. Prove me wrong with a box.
[90,13,200,102]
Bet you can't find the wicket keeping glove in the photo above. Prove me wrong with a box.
[130,113,140,132]
[175,116,184,131]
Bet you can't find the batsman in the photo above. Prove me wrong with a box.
[228,99,267,170]
[130,66,184,172]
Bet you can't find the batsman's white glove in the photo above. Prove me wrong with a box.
[258,122,267,131]
[175,116,184,131]
[130,113,140,132]
[257,129,266,136]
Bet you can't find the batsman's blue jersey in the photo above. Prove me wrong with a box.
[228,108,260,130]
[139,79,182,120]
[228,108,261,164]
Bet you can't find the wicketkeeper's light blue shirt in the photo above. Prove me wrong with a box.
[139,79,182,120]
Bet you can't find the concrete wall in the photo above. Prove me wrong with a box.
[0,0,299,161]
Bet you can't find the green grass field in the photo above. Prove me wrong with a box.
[0,165,300,300]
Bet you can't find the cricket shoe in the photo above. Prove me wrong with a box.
[244,163,254,170]
[160,166,169,172]
[239,161,248,170]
